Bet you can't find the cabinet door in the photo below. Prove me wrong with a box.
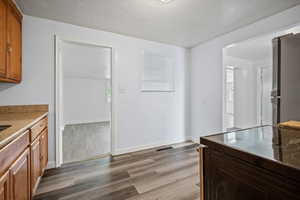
[206,151,268,200]
[6,3,21,82]
[40,129,48,173]
[0,0,7,77]
[210,168,266,200]
[31,138,41,194]
[0,171,10,200]
[204,149,300,200]
[9,149,30,200]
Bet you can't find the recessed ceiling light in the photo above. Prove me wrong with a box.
[159,0,174,3]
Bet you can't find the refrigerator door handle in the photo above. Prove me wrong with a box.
[271,96,281,103]
[271,89,279,97]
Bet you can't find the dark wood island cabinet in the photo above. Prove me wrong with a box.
[199,125,300,200]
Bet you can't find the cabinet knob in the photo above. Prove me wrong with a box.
[7,45,12,53]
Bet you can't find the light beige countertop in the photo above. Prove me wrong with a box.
[0,105,48,149]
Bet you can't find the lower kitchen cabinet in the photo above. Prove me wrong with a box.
[10,149,31,200]
[30,129,48,196]
[199,126,300,200]
[205,150,268,200]
[40,130,48,174]
[30,137,41,195]
[0,171,10,200]
[201,149,300,200]
[0,115,48,200]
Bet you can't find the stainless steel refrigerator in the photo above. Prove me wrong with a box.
[272,33,300,125]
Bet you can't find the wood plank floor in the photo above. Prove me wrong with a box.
[34,142,200,200]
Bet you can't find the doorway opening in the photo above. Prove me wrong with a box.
[222,24,300,131]
[224,66,236,131]
[222,34,273,131]
[55,37,114,166]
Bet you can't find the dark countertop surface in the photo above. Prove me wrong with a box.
[201,125,300,172]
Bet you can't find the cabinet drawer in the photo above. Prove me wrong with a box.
[30,117,47,142]
[0,131,29,176]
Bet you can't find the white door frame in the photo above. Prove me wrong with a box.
[54,35,116,167]
[256,65,272,126]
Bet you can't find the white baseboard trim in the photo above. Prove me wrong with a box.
[48,137,195,168]
[191,137,200,144]
[64,119,110,125]
[112,138,190,156]
[185,135,193,142]
[46,161,56,169]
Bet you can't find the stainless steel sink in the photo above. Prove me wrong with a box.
[0,125,11,132]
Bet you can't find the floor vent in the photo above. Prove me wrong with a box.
[156,146,173,151]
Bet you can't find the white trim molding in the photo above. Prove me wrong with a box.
[46,161,56,169]
[54,35,116,167]
[112,138,190,156]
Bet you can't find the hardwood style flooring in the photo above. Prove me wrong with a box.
[34,142,200,200]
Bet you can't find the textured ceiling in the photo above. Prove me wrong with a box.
[16,0,300,48]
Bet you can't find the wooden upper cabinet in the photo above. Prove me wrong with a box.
[0,0,22,83]
[9,149,30,200]
[0,0,7,77]
[6,2,21,82]
[0,171,10,200]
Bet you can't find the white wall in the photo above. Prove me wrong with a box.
[190,5,300,141]
[0,15,188,166]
